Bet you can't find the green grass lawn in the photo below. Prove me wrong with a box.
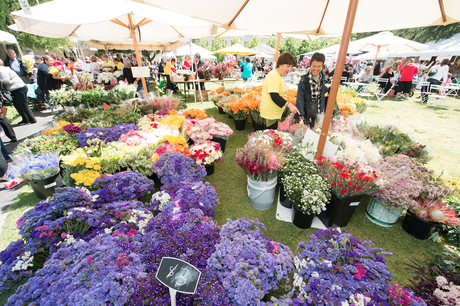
[0,89,457,304]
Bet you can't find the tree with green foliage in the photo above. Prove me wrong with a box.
[231,37,242,46]
[0,0,71,52]
[192,38,210,49]
[211,37,228,62]
[247,35,262,49]
[266,36,277,49]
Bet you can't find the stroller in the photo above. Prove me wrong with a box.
[26,83,49,111]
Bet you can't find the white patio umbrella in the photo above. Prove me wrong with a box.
[0,30,23,55]
[173,42,216,59]
[9,0,215,98]
[349,31,428,72]
[83,39,188,52]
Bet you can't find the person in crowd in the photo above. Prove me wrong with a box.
[101,53,115,68]
[378,66,395,92]
[37,55,67,99]
[241,57,253,82]
[395,58,419,100]
[89,55,100,78]
[50,53,65,71]
[130,53,150,98]
[122,59,135,84]
[183,55,191,71]
[0,59,36,125]
[64,57,75,76]
[395,57,406,73]
[340,66,351,84]
[4,49,30,84]
[422,58,449,103]
[357,66,373,91]
[295,52,329,129]
[373,61,381,76]
[193,53,205,90]
[165,58,177,91]
[30,55,43,84]
[260,51,299,130]
[21,49,35,80]
[114,57,123,71]
[0,91,17,142]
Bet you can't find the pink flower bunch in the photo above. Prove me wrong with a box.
[112,228,137,238]
[354,264,366,279]
[87,255,93,265]
[235,143,285,182]
[35,225,57,238]
[388,284,425,305]
[63,123,81,134]
[189,141,222,165]
[118,130,149,146]
[115,253,131,269]
[115,210,131,221]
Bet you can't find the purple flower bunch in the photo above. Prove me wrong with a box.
[62,123,81,134]
[284,228,424,306]
[0,240,33,294]
[154,152,206,185]
[129,208,226,305]
[160,181,219,217]
[76,123,138,147]
[6,235,146,306]
[207,218,295,306]
[91,171,155,208]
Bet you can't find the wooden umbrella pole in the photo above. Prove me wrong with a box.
[128,14,149,100]
[370,45,380,75]
[275,33,281,64]
[315,0,359,159]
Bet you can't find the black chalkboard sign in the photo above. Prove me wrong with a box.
[155,257,201,294]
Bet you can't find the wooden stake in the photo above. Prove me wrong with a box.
[315,0,359,159]
[128,13,149,100]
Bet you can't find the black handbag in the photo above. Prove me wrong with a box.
[0,81,13,103]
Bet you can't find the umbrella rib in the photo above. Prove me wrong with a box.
[135,18,147,27]
[170,26,184,38]
[404,43,418,50]
[70,25,81,36]
[137,19,152,27]
[438,0,447,23]
[228,0,250,27]
[215,29,230,38]
[316,0,330,34]
[111,19,128,28]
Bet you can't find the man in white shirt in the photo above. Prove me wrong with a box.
[357,66,373,91]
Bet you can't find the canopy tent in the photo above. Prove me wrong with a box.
[351,51,391,61]
[173,42,216,59]
[309,43,362,55]
[251,52,274,59]
[214,45,259,55]
[10,0,216,98]
[391,33,460,57]
[251,43,276,58]
[348,31,428,72]
[0,30,18,45]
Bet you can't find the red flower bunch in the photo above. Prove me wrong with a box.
[316,157,379,197]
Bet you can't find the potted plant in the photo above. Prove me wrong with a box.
[316,156,379,227]
[229,98,249,131]
[235,143,284,210]
[403,198,460,240]
[61,155,101,187]
[189,141,222,176]
[8,150,63,199]
[206,121,233,153]
[280,152,330,228]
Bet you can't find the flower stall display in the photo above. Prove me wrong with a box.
[280,151,330,228]
[183,108,208,120]
[272,228,425,306]
[153,152,206,186]
[248,129,294,153]
[189,141,222,175]
[316,156,379,227]
[15,131,78,155]
[402,198,460,240]
[207,121,233,152]
[368,155,453,228]
[61,155,102,187]
[76,123,138,147]
[97,72,118,85]
[235,143,285,210]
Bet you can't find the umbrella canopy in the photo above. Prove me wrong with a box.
[10,0,214,41]
[173,42,216,59]
[312,43,362,55]
[214,45,259,55]
[138,0,460,35]
[351,51,390,61]
[349,31,428,72]
[251,43,276,56]
[390,32,460,57]
[0,30,18,44]
[251,52,274,59]
[83,39,187,51]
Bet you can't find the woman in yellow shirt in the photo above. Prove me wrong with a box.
[260,52,299,129]
[101,53,115,68]
[164,58,177,90]
[114,57,124,71]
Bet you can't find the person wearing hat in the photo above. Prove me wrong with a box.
[31,55,43,84]
[22,49,35,79]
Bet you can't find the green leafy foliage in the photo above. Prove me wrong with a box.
[246,35,262,49]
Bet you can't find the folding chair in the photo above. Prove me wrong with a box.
[356,83,375,100]
[419,81,431,104]
[340,76,348,83]
[376,78,389,93]
[371,83,394,107]
[428,85,449,109]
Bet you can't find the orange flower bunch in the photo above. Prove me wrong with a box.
[241,93,261,112]
[223,90,230,96]
[210,86,225,95]
[230,98,250,115]
[285,89,297,105]
[169,109,178,115]
[336,93,359,116]
[252,86,263,94]
[183,108,208,120]
[234,88,245,94]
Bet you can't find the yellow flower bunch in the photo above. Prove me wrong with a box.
[443,177,460,194]
[49,67,59,75]
[71,169,101,186]
[159,135,188,149]
[160,115,185,129]
[41,121,81,135]
[183,109,208,120]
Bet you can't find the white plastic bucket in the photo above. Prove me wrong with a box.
[247,176,278,210]
[365,197,402,227]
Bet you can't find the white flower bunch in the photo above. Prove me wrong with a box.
[12,251,34,271]
[151,191,172,211]
[127,209,154,235]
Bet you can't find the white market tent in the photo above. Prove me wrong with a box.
[0,30,18,45]
[393,32,460,57]
[351,51,391,61]
[173,42,216,59]
[251,43,276,58]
